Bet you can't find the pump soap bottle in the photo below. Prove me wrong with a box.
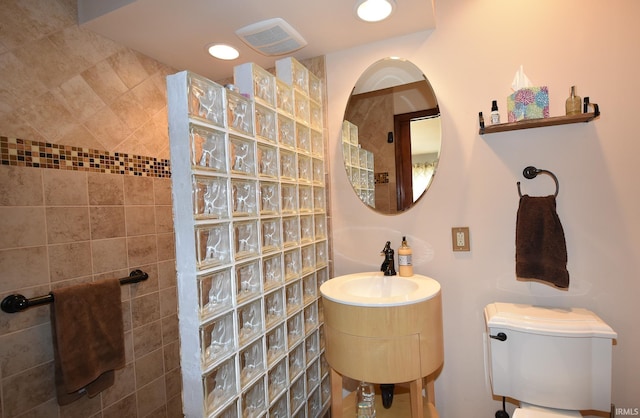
[490,100,500,124]
[398,236,413,277]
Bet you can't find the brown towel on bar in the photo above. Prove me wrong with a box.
[50,278,125,405]
[516,195,569,288]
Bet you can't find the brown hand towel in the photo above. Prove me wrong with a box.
[50,278,125,405]
[516,195,569,288]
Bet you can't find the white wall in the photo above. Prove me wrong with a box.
[326,0,640,416]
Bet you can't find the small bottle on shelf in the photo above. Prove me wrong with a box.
[490,100,500,124]
[356,381,376,418]
[565,86,582,116]
[398,236,413,277]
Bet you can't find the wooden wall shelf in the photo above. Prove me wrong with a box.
[479,104,600,135]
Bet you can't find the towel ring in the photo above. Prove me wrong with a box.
[517,166,559,197]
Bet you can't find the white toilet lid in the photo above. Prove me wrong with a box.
[513,407,581,418]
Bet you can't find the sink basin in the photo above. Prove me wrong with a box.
[320,271,440,307]
[320,272,444,384]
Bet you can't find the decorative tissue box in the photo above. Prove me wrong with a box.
[507,87,549,122]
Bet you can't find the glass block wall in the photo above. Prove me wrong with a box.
[167,58,330,417]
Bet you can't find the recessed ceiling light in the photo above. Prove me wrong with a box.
[355,0,396,22]
[207,44,240,60]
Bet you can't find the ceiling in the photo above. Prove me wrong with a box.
[78,0,436,82]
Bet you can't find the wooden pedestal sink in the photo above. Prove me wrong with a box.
[320,272,444,417]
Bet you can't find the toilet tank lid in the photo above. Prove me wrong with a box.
[484,303,617,338]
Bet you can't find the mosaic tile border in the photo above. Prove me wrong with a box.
[0,136,171,178]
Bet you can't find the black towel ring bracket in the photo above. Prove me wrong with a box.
[517,166,559,197]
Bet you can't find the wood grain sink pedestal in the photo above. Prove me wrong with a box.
[323,289,444,417]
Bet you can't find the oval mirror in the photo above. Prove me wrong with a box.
[342,58,441,214]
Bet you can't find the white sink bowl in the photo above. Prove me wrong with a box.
[320,271,441,307]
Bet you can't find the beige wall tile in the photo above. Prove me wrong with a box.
[156,232,175,262]
[131,293,160,329]
[161,314,179,344]
[43,170,88,206]
[135,376,167,418]
[125,205,156,236]
[0,284,51,336]
[133,320,162,358]
[154,205,174,233]
[157,259,176,290]
[91,237,128,274]
[46,206,90,244]
[164,366,182,399]
[1,362,56,417]
[135,348,164,388]
[159,287,177,318]
[163,340,181,373]
[0,207,46,249]
[0,166,43,206]
[102,393,138,418]
[90,206,126,239]
[81,60,130,106]
[129,263,159,297]
[124,175,154,205]
[88,172,124,205]
[48,242,92,282]
[153,177,172,205]
[0,246,49,292]
[127,235,157,266]
[102,365,136,409]
[0,323,53,378]
[57,389,102,418]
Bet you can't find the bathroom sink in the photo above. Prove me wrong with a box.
[320,271,440,307]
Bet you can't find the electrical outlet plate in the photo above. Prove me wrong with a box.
[452,227,470,251]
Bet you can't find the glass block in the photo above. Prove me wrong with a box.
[234,220,259,260]
[320,351,329,377]
[288,341,305,380]
[257,143,278,178]
[255,103,277,142]
[262,254,283,291]
[199,269,233,319]
[281,183,297,214]
[307,386,321,418]
[242,377,266,418]
[259,181,279,215]
[315,241,327,267]
[227,89,253,135]
[294,91,310,124]
[360,169,368,189]
[289,374,306,413]
[349,123,358,144]
[218,401,239,418]
[265,289,285,329]
[193,175,228,220]
[309,71,322,104]
[313,187,326,212]
[201,312,236,367]
[306,359,320,390]
[350,167,360,189]
[311,129,324,158]
[279,150,297,181]
[314,214,326,240]
[253,65,276,106]
[269,392,288,418]
[190,124,226,172]
[297,154,312,183]
[310,102,322,130]
[299,215,313,244]
[204,357,238,414]
[261,217,281,254]
[298,185,312,213]
[196,223,231,269]
[284,248,301,281]
[318,299,324,324]
[287,312,304,352]
[236,259,260,302]
[286,280,302,316]
[367,149,374,168]
[301,244,315,274]
[266,323,286,366]
[240,338,264,388]
[276,79,294,116]
[278,114,296,149]
[229,136,255,176]
[296,123,311,155]
[321,375,331,406]
[231,179,258,217]
[282,216,299,248]
[342,142,350,168]
[188,73,225,127]
[238,299,263,347]
[350,144,359,166]
[312,158,324,185]
[268,358,288,403]
[304,302,318,335]
[302,273,316,305]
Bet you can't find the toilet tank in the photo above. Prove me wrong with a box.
[484,303,617,412]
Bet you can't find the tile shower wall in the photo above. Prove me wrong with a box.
[0,163,181,417]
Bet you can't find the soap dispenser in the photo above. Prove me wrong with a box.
[398,236,413,277]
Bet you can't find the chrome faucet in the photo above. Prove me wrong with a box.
[380,241,396,276]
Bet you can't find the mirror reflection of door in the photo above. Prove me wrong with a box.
[395,107,440,211]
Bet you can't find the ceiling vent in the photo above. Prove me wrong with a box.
[235,17,307,56]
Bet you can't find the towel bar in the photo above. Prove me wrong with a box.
[1,270,149,313]
[517,166,559,197]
